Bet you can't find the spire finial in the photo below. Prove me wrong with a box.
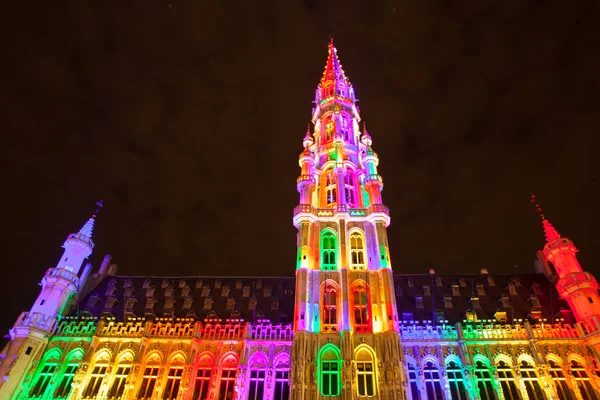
[531,195,561,242]
[78,200,103,239]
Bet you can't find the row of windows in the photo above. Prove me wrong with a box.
[29,354,290,400]
[321,230,366,271]
[321,281,370,332]
[319,345,376,397]
[320,113,355,145]
[407,358,598,400]
[323,169,358,207]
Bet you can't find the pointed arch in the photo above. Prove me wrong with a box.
[351,279,370,331]
[445,356,467,400]
[354,345,376,397]
[546,356,573,399]
[274,353,291,400]
[320,229,338,270]
[193,352,215,400]
[472,356,495,400]
[318,344,341,396]
[348,229,366,270]
[137,351,162,399]
[519,357,545,400]
[569,357,596,399]
[422,357,444,399]
[108,350,134,399]
[164,353,186,400]
[218,352,238,400]
[321,279,340,332]
[28,348,63,398]
[248,351,268,400]
[43,347,63,361]
[55,349,83,399]
[115,349,134,363]
[168,351,187,364]
[495,357,520,400]
[82,349,111,398]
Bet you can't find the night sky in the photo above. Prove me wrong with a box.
[1,1,599,337]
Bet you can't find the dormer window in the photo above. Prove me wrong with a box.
[508,284,517,296]
[263,286,272,298]
[532,284,543,296]
[530,295,541,308]
[476,284,486,296]
[513,277,522,287]
[143,279,152,289]
[407,279,414,288]
[164,286,174,298]
[436,277,443,287]
[180,285,190,298]
[249,297,257,311]
[105,285,116,297]
[487,276,496,287]
[164,298,174,310]
[214,280,221,289]
[124,279,133,288]
[182,297,193,310]
[256,280,263,290]
[161,280,170,289]
[201,286,210,297]
[225,298,235,312]
[452,284,460,296]
[402,312,414,321]
[124,287,134,298]
[145,286,155,298]
[195,279,203,289]
[221,286,230,297]
[236,280,243,290]
[471,297,481,309]
[495,311,508,322]
[178,279,186,289]
[466,311,478,322]
[444,296,453,309]
[203,297,213,310]
[501,295,512,308]
[423,285,431,296]
[145,298,156,311]
[105,297,118,309]
[242,286,251,298]
[124,297,136,311]
[271,297,280,310]
[415,296,424,309]
[86,295,100,309]
[459,278,467,287]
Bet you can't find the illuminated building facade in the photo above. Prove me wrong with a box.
[1,41,600,400]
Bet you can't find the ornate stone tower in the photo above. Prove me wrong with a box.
[291,40,405,400]
[0,210,98,398]
[541,216,600,336]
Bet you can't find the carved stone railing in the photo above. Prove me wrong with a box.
[461,323,529,340]
[196,323,244,340]
[530,323,581,339]
[249,323,293,341]
[55,318,97,337]
[14,312,57,333]
[580,317,600,336]
[98,321,145,337]
[399,324,458,340]
[148,321,195,337]
[293,204,390,217]
[296,175,316,185]
[42,267,79,287]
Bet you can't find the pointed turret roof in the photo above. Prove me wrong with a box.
[319,38,351,88]
[542,219,561,242]
[78,215,96,239]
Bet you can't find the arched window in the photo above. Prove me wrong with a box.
[55,355,80,398]
[355,348,375,397]
[352,283,369,331]
[29,350,61,398]
[497,360,520,400]
[321,231,337,270]
[570,360,596,400]
[349,231,366,270]
[192,354,214,400]
[83,352,109,398]
[138,353,161,399]
[474,360,495,400]
[520,360,545,400]
[423,361,443,399]
[323,116,334,143]
[322,283,338,332]
[406,362,421,400]
[273,357,290,400]
[163,356,185,400]
[248,355,267,400]
[446,360,467,400]
[107,353,132,399]
[548,359,574,399]
[344,170,356,206]
[324,170,337,206]
[218,356,237,400]
[319,346,341,396]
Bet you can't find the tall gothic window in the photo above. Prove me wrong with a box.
[345,170,356,206]
[319,346,341,396]
[324,117,334,143]
[406,363,421,400]
[352,284,369,331]
[55,362,78,398]
[355,348,375,397]
[163,364,184,400]
[248,357,267,400]
[446,361,467,400]
[218,357,237,400]
[324,170,337,206]
[520,360,545,400]
[273,359,290,400]
[322,283,338,332]
[341,116,351,142]
[30,362,58,397]
[497,360,520,400]
[474,360,495,400]
[570,360,596,400]
[321,231,337,270]
[192,355,213,400]
[423,361,444,400]
[349,231,366,270]
[548,360,575,399]
[84,362,108,398]
[138,355,161,399]
[108,363,131,399]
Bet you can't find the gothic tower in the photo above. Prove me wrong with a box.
[541,217,600,337]
[0,212,98,398]
[291,40,405,400]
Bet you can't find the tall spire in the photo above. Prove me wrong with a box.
[77,200,103,240]
[531,195,561,242]
[319,38,352,95]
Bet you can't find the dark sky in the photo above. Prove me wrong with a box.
[1,1,599,336]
